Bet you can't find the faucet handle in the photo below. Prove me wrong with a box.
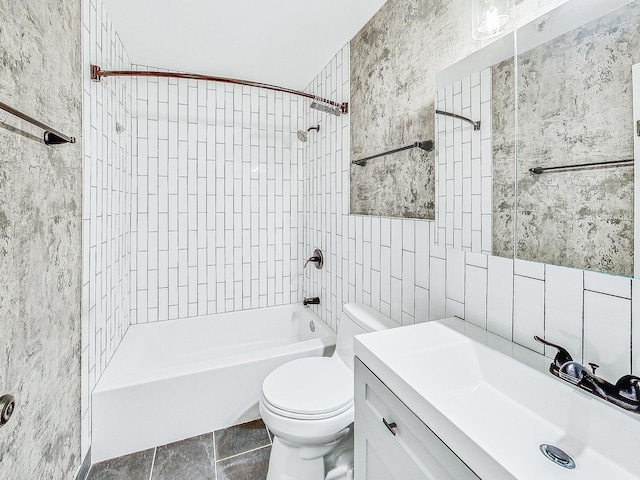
[615,375,640,402]
[304,249,324,269]
[534,336,574,375]
[304,256,320,268]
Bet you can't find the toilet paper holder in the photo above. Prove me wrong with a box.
[0,394,16,428]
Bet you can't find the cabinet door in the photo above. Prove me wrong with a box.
[354,358,481,480]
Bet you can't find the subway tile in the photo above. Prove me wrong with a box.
[584,291,631,380]
[513,259,545,280]
[487,255,513,340]
[544,265,583,362]
[465,265,487,329]
[513,275,545,353]
[429,257,446,321]
[445,249,465,303]
[584,270,631,299]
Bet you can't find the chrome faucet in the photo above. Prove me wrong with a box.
[534,336,640,414]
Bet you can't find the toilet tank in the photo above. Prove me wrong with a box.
[335,303,390,370]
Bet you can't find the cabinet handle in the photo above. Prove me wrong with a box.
[382,418,397,436]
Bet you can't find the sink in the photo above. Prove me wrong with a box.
[354,318,640,480]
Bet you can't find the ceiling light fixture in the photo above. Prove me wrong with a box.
[473,0,510,39]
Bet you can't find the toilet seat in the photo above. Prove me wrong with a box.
[261,357,353,420]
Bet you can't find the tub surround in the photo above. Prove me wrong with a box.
[0,0,82,478]
[129,63,305,324]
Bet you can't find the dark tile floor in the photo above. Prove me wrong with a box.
[87,419,272,480]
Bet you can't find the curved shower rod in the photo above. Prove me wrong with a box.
[90,65,348,116]
[435,109,480,131]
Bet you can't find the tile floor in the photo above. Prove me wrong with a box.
[86,419,272,480]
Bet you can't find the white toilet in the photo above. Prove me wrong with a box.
[259,303,389,480]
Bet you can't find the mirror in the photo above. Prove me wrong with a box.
[435,0,640,277]
[434,34,515,255]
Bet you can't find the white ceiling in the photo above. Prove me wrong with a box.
[102,0,388,90]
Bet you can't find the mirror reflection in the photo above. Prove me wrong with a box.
[435,0,640,278]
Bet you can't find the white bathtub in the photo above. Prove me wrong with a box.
[92,304,335,462]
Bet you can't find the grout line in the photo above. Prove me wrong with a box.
[216,444,271,463]
[212,431,218,480]
[148,447,157,480]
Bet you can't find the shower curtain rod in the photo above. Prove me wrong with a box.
[435,110,481,131]
[91,65,349,115]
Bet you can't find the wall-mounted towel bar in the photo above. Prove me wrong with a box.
[352,141,434,167]
[529,158,634,174]
[435,110,481,131]
[0,101,76,145]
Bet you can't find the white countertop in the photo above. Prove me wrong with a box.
[354,318,640,480]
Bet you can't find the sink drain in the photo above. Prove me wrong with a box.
[540,444,576,469]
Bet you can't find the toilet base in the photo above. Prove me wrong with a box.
[266,427,352,480]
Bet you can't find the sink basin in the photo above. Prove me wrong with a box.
[354,318,640,480]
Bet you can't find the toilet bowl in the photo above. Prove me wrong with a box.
[259,303,389,480]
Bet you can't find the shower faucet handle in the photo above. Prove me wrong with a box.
[304,249,324,269]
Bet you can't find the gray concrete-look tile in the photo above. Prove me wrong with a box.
[214,419,271,460]
[151,433,215,480]
[87,449,155,480]
[216,446,271,480]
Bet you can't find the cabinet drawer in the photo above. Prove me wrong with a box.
[355,358,480,480]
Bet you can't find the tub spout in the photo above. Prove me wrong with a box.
[303,297,320,307]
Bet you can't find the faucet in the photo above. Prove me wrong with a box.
[534,336,640,414]
[302,297,320,307]
[304,249,324,269]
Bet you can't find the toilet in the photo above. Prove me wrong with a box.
[259,303,389,480]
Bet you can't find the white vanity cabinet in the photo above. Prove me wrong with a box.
[354,358,480,480]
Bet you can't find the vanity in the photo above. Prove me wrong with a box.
[353,319,640,480]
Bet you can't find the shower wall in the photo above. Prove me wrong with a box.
[303,44,433,332]
[81,0,133,460]
[130,69,305,323]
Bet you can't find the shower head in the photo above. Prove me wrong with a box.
[310,100,343,116]
[297,125,320,142]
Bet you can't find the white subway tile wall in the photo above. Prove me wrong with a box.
[435,68,492,254]
[81,0,133,458]
[129,66,305,323]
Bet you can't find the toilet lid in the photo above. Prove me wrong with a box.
[262,357,353,418]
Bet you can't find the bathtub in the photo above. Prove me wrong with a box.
[91,304,335,462]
